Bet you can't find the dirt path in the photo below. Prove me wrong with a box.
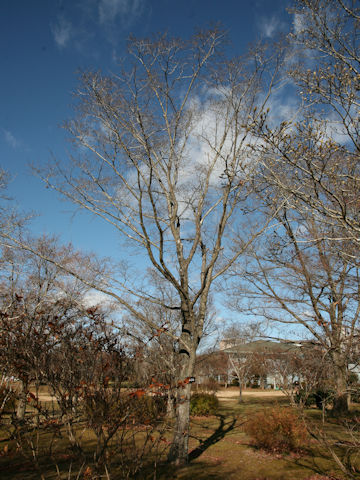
[37,395,57,402]
[216,389,285,399]
[35,389,285,403]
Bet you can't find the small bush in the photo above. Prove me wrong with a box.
[244,406,308,453]
[314,390,334,409]
[295,389,334,409]
[132,394,167,422]
[294,389,317,407]
[350,384,360,403]
[83,391,167,427]
[190,393,219,416]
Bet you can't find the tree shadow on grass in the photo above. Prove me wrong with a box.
[152,460,237,480]
[157,461,237,479]
[188,414,237,461]
[145,415,238,479]
[288,449,348,480]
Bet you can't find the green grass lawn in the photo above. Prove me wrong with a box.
[0,390,359,479]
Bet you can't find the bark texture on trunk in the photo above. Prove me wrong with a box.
[167,305,199,464]
[166,391,175,419]
[238,381,243,403]
[331,355,349,416]
[16,379,28,420]
[332,393,349,416]
[167,382,191,465]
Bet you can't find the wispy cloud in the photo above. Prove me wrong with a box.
[50,1,145,52]
[258,15,282,38]
[51,15,73,49]
[98,0,144,26]
[3,129,21,149]
[293,12,305,35]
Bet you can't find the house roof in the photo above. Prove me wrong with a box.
[222,340,304,355]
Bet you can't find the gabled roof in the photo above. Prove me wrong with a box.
[223,340,303,355]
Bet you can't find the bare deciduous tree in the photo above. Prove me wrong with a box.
[0,237,168,478]
[234,204,360,414]
[34,30,281,463]
[221,322,264,402]
[256,0,360,254]
[232,0,360,416]
[0,237,89,420]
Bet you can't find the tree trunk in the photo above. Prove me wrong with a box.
[167,382,192,465]
[332,356,349,416]
[166,390,175,418]
[16,379,28,420]
[332,392,348,416]
[168,324,196,464]
[288,387,295,407]
[238,380,243,403]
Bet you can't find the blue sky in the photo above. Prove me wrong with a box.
[1,0,292,259]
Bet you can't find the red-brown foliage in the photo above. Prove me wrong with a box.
[244,406,308,453]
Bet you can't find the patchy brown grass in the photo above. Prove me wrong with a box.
[0,389,359,479]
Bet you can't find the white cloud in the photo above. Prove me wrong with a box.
[322,113,354,146]
[3,129,20,149]
[259,16,281,39]
[178,92,260,193]
[98,0,143,25]
[51,15,72,49]
[82,289,114,308]
[260,82,301,129]
[49,1,145,52]
[293,13,305,35]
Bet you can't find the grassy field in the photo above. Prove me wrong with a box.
[158,391,359,480]
[0,388,359,479]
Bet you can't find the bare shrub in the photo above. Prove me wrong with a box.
[244,406,308,453]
